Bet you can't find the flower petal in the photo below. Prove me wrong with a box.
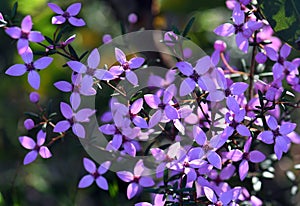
[54,81,72,92]
[67,3,81,16]
[280,44,291,58]
[267,115,278,130]
[39,146,52,158]
[129,57,145,69]
[34,57,53,69]
[87,48,100,69]
[19,136,36,149]
[5,64,27,76]
[214,23,235,37]
[78,174,94,188]
[5,27,21,39]
[180,78,196,96]
[115,48,126,64]
[52,15,66,24]
[139,177,155,187]
[195,56,211,75]
[126,70,138,86]
[164,105,179,120]
[21,15,32,33]
[127,182,139,199]
[207,151,222,169]
[60,102,73,119]
[67,61,86,73]
[48,3,64,14]
[28,31,44,42]
[239,159,249,181]
[37,130,46,146]
[83,157,96,173]
[28,70,40,89]
[176,61,193,76]
[53,120,71,132]
[249,151,265,163]
[96,176,109,190]
[203,187,217,203]
[279,122,296,135]
[23,150,38,165]
[193,125,206,146]
[72,123,85,138]
[144,94,160,109]
[98,161,111,174]
[257,131,274,144]
[117,171,134,182]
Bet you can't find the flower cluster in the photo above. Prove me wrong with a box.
[2,0,300,205]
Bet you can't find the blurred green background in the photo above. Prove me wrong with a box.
[0,0,300,205]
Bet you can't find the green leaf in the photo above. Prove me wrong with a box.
[182,17,195,37]
[258,0,300,50]
[44,36,54,45]
[11,2,18,20]
[68,45,79,60]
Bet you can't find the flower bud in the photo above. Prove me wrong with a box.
[164,31,178,47]
[29,92,40,103]
[128,13,138,24]
[102,34,112,44]
[214,40,227,52]
[24,119,35,130]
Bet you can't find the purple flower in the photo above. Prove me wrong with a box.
[54,73,96,110]
[117,160,155,199]
[224,96,250,137]
[67,48,114,93]
[19,130,52,165]
[5,48,53,89]
[164,31,178,46]
[48,3,85,27]
[208,164,235,186]
[176,56,213,96]
[190,127,227,169]
[203,186,234,206]
[109,48,145,86]
[265,44,297,80]
[53,102,95,138]
[214,6,263,53]
[223,137,265,180]
[99,113,141,157]
[129,98,148,128]
[78,158,110,190]
[5,15,44,54]
[257,115,296,160]
[144,84,179,121]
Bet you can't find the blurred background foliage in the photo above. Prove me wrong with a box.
[0,0,300,205]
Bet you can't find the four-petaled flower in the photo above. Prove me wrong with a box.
[5,48,53,89]
[257,115,296,160]
[48,3,85,27]
[19,130,52,165]
[78,157,111,190]
[67,48,114,94]
[117,160,155,199]
[265,44,297,80]
[214,6,263,53]
[109,48,145,86]
[54,102,95,138]
[5,15,45,54]
[223,137,265,180]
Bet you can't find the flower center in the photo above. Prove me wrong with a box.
[21,31,29,39]
[234,24,244,34]
[25,62,35,71]
[62,12,71,18]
